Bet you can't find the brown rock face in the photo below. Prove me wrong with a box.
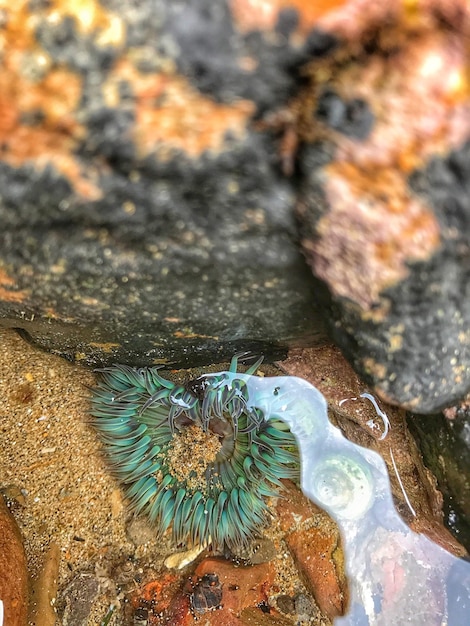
[279,345,470,557]
[0,498,28,626]
[276,480,348,620]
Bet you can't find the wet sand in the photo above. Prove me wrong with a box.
[0,329,137,621]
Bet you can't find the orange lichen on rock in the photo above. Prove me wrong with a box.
[88,342,121,353]
[0,498,28,626]
[230,0,347,35]
[331,30,470,171]
[47,0,125,45]
[131,573,181,618]
[135,76,255,160]
[0,268,29,303]
[104,59,255,160]
[296,2,470,310]
[308,162,440,309]
[0,1,122,199]
[0,4,85,195]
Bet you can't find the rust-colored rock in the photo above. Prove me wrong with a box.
[192,557,275,624]
[276,479,321,533]
[135,558,276,626]
[29,541,60,626]
[283,507,347,621]
[276,478,348,620]
[0,497,28,626]
[131,572,182,625]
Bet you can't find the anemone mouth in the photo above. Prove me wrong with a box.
[90,356,300,552]
[164,422,223,494]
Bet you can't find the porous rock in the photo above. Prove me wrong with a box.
[295,0,470,413]
[0,0,329,368]
[1,0,469,418]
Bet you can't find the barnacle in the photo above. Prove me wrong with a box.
[90,355,300,552]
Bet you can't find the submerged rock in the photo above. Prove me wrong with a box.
[0,497,28,626]
[408,407,470,552]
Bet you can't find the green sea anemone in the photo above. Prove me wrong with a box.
[90,355,300,552]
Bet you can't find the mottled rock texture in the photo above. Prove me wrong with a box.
[1,0,470,414]
[294,0,470,413]
[0,0,328,368]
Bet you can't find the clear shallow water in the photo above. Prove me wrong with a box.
[212,372,470,625]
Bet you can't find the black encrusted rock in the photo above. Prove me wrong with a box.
[0,0,326,368]
[1,0,470,418]
[408,409,470,551]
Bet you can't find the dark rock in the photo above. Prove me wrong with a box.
[59,573,100,626]
[1,0,470,417]
[0,1,326,368]
[299,139,470,413]
[275,594,295,615]
[0,132,324,367]
[296,4,470,413]
[407,410,470,551]
[304,28,339,59]
[316,91,375,140]
[275,9,300,39]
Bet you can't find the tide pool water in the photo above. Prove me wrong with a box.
[210,371,470,625]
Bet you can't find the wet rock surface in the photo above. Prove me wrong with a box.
[130,550,324,625]
[0,0,327,369]
[1,328,469,624]
[277,481,347,621]
[0,1,469,416]
[59,573,100,626]
[0,497,28,626]
[29,542,61,626]
[280,345,470,555]
[408,406,470,552]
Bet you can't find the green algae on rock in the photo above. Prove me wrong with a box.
[90,356,300,552]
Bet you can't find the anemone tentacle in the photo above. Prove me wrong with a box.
[90,359,300,552]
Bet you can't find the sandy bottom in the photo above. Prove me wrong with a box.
[0,329,313,625]
[0,329,133,619]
